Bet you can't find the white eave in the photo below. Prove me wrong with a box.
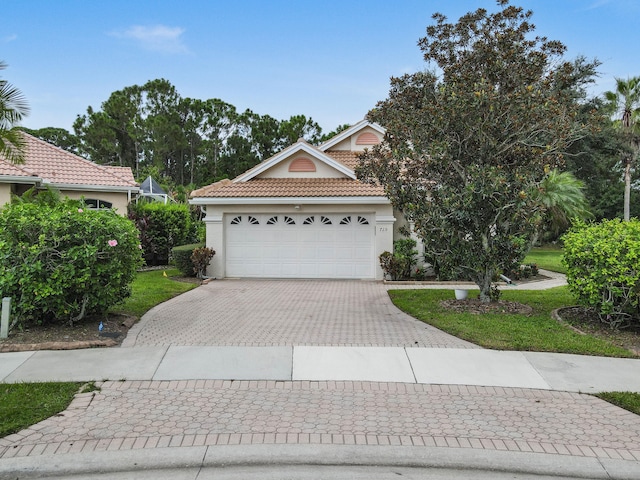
[40,181,141,194]
[0,175,41,184]
[318,119,386,152]
[190,195,391,206]
[234,142,356,182]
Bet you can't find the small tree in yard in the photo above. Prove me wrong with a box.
[357,0,598,302]
[0,199,143,328]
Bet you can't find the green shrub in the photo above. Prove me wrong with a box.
[379,238,418,280]
[129,202,197,265]
[191,247,215,278]
[562,219,640,328]
[0,200,143,328]
[171,243,204,277]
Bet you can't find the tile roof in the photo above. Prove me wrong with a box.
[0,159,36,177]
[0,133,138,189]
[325,150,360,170]
[191,178,384,198]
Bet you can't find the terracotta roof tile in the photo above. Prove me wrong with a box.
[325,150,360,170]
[104,166,136,184]
[0,133,138,188]
[191,178,384,198]
[0,160,36,177]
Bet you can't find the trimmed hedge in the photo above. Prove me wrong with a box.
[171,243,204,277]
[129,203,198,265]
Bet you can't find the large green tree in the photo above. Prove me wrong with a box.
[73,79,329,187]
[21,127,81,154]
[357,0,597,301]
[605,77,640,220]
[0,61,29,164]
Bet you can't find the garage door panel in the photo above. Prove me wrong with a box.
[226,212,374,279]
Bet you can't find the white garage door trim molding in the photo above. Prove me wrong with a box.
[225,212,375,279]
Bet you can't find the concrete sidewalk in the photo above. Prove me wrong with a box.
[2,346,640,393]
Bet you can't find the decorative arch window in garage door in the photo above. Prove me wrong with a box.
[226,213,374,278]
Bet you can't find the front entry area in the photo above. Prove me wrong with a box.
[225,212,375,278]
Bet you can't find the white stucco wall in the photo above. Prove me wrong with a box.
[0,183,12,208]
[202,202,394,280]
[59,190,131,216]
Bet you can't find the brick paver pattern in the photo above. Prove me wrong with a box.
[124,280,477,348]
[2,380,639,461]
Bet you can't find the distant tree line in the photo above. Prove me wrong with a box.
[20,75,639,222]
[23,78,349,190]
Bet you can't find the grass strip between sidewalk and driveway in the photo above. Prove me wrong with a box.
[596,392,640,416]
[1,269,197,439]
[0,382,85,438]
[388,286,635,358]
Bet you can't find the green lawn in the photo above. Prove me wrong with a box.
[1,270,197,439]
[389,286,635,357]
[110,268,197,318]
[524,245,566,274]
[0,382,87,438]
[596,392,640,415]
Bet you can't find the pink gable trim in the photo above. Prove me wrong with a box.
[289,157,316,172]
[355,132,380,145]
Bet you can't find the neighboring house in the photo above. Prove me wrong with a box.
[0,132,140,214]
[190,119,413,280]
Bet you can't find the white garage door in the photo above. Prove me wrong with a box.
[225,213,374,278]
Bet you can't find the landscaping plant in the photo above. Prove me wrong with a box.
[128,202,197,265]
[171,243,204,277]
[0,199,143,328]
[562,219,640,328]
[379,238,418,280]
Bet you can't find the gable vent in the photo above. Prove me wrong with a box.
[355,132,380,145]
[289,157,316,172]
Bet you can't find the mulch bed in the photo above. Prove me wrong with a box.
[555,306,640,355]
[0,314,137,352]
[440,299,534,315]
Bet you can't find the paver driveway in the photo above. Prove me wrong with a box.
[123,280,477,348]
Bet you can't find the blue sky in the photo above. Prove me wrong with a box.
[3,0,639,134]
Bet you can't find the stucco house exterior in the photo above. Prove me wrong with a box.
[190,119,415,280]
[0,132,140,214]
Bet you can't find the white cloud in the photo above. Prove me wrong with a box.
[110,25,190,54]
[3,34,17,43]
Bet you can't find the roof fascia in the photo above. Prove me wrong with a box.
[318,119,386,151]
[234,142,356,182]
[40,181,142,194]
[189,195,390,206]
[0,175,41,184]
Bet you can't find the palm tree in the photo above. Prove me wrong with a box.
[605,77,640,220]
[536,169,592,240]
[0,61,30,164]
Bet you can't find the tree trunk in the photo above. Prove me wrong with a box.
[477,267,494,303]
[624,156,631,221]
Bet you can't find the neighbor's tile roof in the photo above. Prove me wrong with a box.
[191,177,384,198]
[0,159,36,177]
[0,133,138,188]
